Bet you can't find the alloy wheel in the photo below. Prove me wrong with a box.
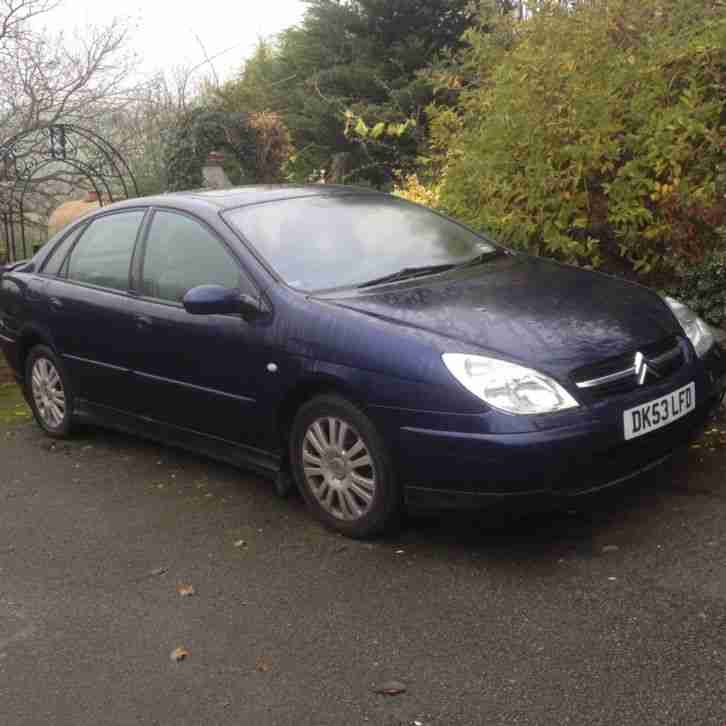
[31,357,66,429]
[301,417,377,521]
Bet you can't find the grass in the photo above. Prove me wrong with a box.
[0,382,30,426]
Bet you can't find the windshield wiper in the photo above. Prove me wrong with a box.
[355,250,504,290]
[356,263,458,289]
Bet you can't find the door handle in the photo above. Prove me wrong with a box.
[135,315,153,330]
[49,296,64,310]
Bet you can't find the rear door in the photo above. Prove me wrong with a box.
[44,209,146,410]
[128,208,271,445]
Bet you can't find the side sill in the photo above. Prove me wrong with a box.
[75,399,281,479]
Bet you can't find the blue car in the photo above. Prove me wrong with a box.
[1,186,725,537]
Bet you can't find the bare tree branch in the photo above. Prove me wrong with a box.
[192,31,220,89]
[0,0,58,48]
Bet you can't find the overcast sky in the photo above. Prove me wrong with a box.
[36,0,306,82]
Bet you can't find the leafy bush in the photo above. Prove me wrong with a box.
[432,0,726,276]
[667,250,726,328]
[215,2,474,186]
[247,112,294,184]
[393,173,442,207]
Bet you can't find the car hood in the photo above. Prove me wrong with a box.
[319,254,680,376]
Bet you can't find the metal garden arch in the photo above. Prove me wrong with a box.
[0,124,138,262]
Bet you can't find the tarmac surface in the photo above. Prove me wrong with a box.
[1,402,726,725]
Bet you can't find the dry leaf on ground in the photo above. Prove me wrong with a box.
[374,681,407,695]
[170,647,190,663]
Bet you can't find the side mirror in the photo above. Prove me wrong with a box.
[182,285,243,316]
[182,285,267,319]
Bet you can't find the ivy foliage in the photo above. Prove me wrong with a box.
[163,109,293,191]
[433,0,726,276]
[164,110,257,192]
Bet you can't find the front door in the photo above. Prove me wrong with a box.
[129,209,271,447]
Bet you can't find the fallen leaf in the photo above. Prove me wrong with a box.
[170,647,189,663]
[234,540,247,548]
[150,567,168,577]
[177,583,195,597]
[601,545,620,554]
[374,681,407,696]
[256,657,272,672]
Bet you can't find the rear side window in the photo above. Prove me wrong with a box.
[41,225,86,277]
[66,211,145,291]
[140,210,241,303]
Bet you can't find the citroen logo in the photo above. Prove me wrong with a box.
[634,351,662,386]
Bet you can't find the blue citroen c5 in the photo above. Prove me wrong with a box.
[1,186,725,537]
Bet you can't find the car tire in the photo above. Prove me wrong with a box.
[24,344,74,438]
[290,394,400,539]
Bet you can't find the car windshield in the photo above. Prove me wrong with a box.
[224,194,498,292]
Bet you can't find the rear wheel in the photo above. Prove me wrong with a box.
[25,345,74,438]
[290,395,400,539]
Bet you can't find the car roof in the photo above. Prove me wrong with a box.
[121,184,384,212]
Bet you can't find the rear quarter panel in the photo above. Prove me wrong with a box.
[0,265,57,378]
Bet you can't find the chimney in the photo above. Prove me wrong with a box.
[206,150,225,166]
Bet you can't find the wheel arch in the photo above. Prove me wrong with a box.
[276,374,368,453]
[17,325,56,380]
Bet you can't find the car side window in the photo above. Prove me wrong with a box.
[140,210,242,303]
[66,211,145,291]
[41,224,86,277]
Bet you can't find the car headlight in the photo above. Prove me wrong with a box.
[663,297,714,358]
[442,354,579,415]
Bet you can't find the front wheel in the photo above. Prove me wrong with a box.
[290,395,400,539]
[25,345,74,438]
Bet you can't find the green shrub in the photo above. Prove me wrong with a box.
[432,0,726,276]
[667,250,726,329]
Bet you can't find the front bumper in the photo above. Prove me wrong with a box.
[391,346,726,511]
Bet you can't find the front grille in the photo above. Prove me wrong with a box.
[571,336,686,403]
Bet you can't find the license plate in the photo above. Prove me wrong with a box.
[623,382,696,441]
